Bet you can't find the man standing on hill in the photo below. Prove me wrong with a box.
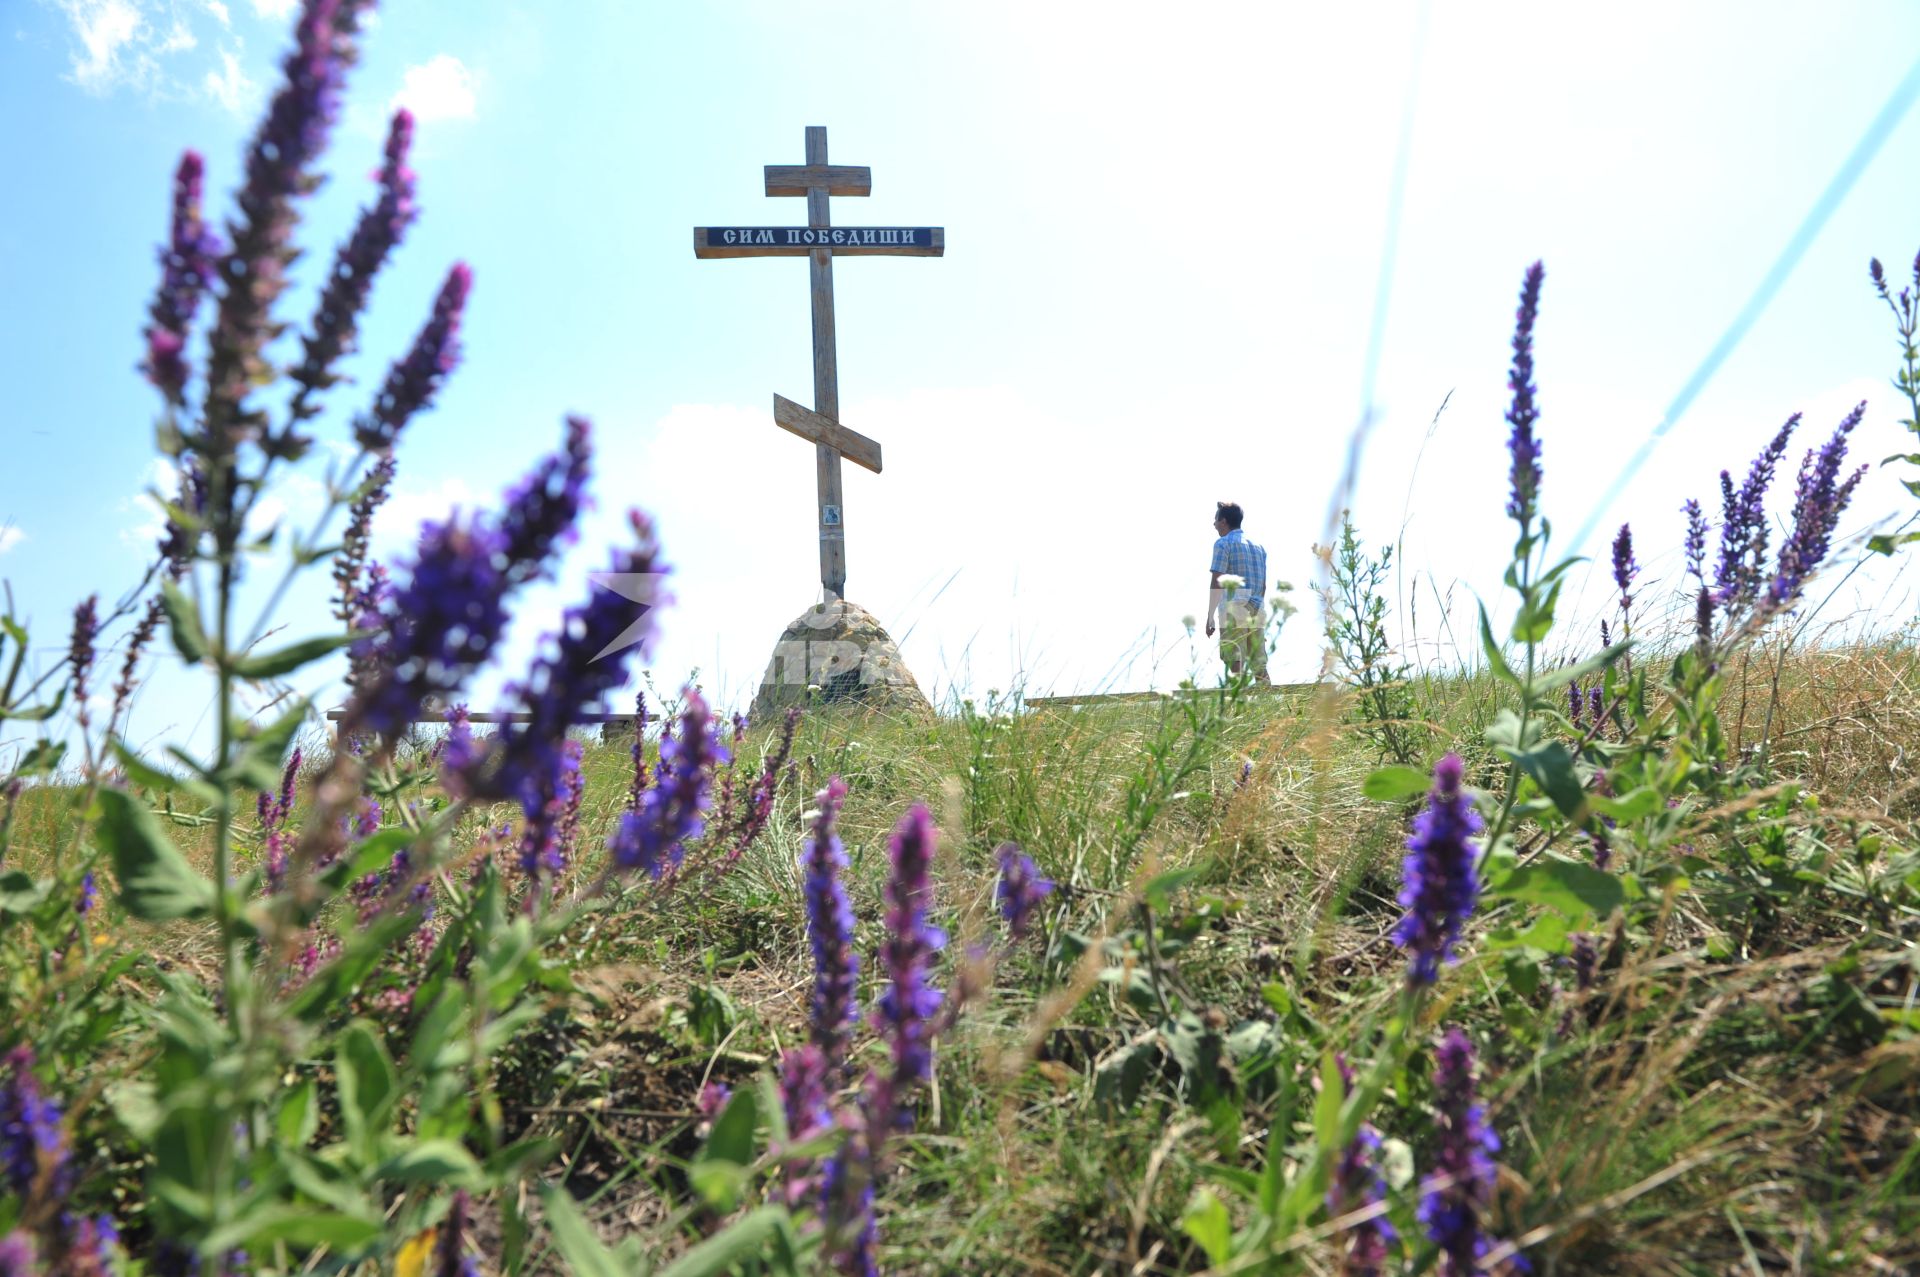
[1205,501,1272,686]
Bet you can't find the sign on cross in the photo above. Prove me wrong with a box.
[694,126,944,601]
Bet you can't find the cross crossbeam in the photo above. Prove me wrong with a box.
[694,126,943,600]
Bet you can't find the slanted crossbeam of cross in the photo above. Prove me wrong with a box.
[694,126,944,600]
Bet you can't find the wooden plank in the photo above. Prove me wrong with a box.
[692,227,945,259]
[323,709,640,724]
[765,164,872,197]
[807,127,847,601]
[772,394,882,474]
[1026,683,1324,708]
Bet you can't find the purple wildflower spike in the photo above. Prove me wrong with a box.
[798,778,859,1074]
[57,1213,120,1276]
[1504,262,1545,530]
[1588,686,1603,729]
[142,151,221,405]
[257,746,301,890]
[1610,523,1637,624]
[1328,1059,1397,1277]
[517,738,584,887]
[352,262,472,453]
[1419,1029,1508,1277]
[1767,403,1869,611]
[605,687,724,879]
[1681,499,1708,581]
[993,843,1054,943]
[291,108,417,419]
[431,1190,480,1277]
[1713,416,1797,607]
[2,1047,72,1213]
[1566,681,1582,726]
[0,1233,31,1277]
[332,454,395,626]
[627,692,650,812]
[719,705,800,870]
[776,1045,833,1208]
[496,416,592,582]
[868,805,947,1137]
[69,596,99,732]
[76,873,97,916]
[203,0,355,438]
[1391,753,1483,985]
[465,509,666,804]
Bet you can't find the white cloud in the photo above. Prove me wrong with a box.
[55,0,146,93]
[201,45,253,111]
[156,18,193,53]
[201,0,230,27]
[247,0,296,17]
[390,54,476,123]
[0,526,24,557]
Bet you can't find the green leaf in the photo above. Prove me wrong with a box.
[160,580,209,665]
[0,870,50,916]
[1510,741,1588,821]
[374,1139,480,1186]
[1495,860,1626,927]
[6,688,66,724]
[110,737,220,805]
[200,1205,381,1254]
[233,633,353,681]
[1536,640,1633,692]
[1143,864,1206,912]
[1362,765,1430,802]
[704,1086,760,1168]
[95,787,215,921]
[11,740,66,777]
[1180,1188,1235,1268]
[1478,605,1519,686]
[538,1183,633,1277]
[335,1022,398,1165]
[1588,786,1661,823]
[1511,578,1564,644]
[229,699,309,790]
[276,1080,319,1147]
[657,1207,794,1277]
[1313,1051,1343,1152]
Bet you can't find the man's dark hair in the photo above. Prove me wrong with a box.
[1216,501,1244,529]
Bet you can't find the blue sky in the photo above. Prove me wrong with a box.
[4,0,1920,752]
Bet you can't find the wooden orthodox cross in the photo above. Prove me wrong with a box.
[694,126,943,600]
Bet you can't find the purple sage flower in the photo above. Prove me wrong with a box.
[776,1045,833,1208]
[56,1213,120,1277]
[718,705,800,871]
[257,746,301,890]
[627,691,650,812]
[993,843,1054,943]
[1681,498,1707,581]
[606,687,725,879]
[76,873,97,917]
[516,738,584,887]
[352,262,471,452]
[799,778,860,1075]
[291,108,418,420]
[1766,403,1869,612]
[0,1233,32,1277]
[1328,1060,1396,1277]
[2,1047,71,1212]
[1712,416,1796,608]
[69,596,99,731]
[464,509,666,804]
[1565,681,1582,726]
[142,151,221,406]
[203,0,355,436]
[1587,685,1603,729]
[332,454,395,627]
[433,1190,480,1277]
[1419,1029,1507,1277]
[867,804,947,1136]
[1391,753,1483,985]
[1504,262,1545,530]
[1609,523,1637,624]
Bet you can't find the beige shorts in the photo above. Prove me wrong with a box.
[1218,600,1268,674]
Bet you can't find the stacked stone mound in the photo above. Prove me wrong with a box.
[751,600,931,720]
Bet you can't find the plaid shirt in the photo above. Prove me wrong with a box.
[1210,528,1268,606]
